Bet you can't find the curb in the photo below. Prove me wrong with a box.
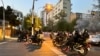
[0,42,7,45]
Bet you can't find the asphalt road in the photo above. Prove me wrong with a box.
[86,46,100,56]
[0,37,66,56]
[0,35,100,56]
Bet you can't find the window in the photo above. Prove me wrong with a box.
[63,6,67,9]
[63,2,67,4]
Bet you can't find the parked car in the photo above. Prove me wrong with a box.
[89,34,100,46]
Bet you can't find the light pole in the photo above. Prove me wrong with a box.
[1,0,5,40]
[31,0,37,35]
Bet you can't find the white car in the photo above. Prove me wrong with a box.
[89,34,100,46]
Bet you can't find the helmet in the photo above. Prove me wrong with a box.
[35,28,39,31]
[72,30,79,35]
[83,29,88,33]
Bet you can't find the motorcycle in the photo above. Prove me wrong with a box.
[52,35,67,47]
[30,34,43,46]
[61,38,91,56]
[72,42,90,56]
[17,34,26,42]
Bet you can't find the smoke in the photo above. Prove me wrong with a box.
[75,18,89,30]
[75,13,100,32]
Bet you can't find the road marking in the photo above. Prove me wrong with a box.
[44,42,67,56]
[0,42,7,45]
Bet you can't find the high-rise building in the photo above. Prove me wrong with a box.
[47,0,71,24]
[41,10,47,26]
[41,0,71,26]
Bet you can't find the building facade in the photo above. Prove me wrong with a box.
[47,0,71,23]
[41,0,71,26]
[41,10,47,26]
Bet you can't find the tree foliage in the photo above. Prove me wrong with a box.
[0,6,4,19]
[75,0,100,32]
[43,9,77,32]
[23,13,32,30]
[0,6,20,26]
[23,13,42,31]
[56,19,68,31]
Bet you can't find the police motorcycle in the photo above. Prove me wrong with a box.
[17,30,27,42]
[61,30,91,56]
[30,29,43,46]
[52,32,67,47]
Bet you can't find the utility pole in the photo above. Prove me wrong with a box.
[1,0,5,41]
[31,0,37,35]
[98,0,100,13]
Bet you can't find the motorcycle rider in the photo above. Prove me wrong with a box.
[62,30,81,51]
[56,31,64,44]
[73,30,81,43]
[82,29,89,40]
[81,29,90,46]
[31,28,39,43]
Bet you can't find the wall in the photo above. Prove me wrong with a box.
[0,27,11,41]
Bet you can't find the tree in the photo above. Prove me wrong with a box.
[59,10,67,17]
[93,0,100,10]
[0,6,20,26]
[46,19,54,31]
[54,10,70,31]
[0,6,4,19]
[56,19,69,31]
[6,6,20,26]
[75,0,100,32]
[0,6,21,37]
[23,13,42,31]
[23,13,32,30]
[34,16,42,29]
[87,0,100,32]
[54,10,67,19]
[69,18,77,32]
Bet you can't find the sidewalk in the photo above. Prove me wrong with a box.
[0,36,17,43]
[0,38,27,56]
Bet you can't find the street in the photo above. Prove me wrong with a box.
[0,0,100,56]
[0,37,66,56]
[0,36,100,56]
[86,46,100,56]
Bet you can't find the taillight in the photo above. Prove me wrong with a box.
[87,43,91,48]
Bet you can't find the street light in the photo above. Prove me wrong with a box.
[1,0,5,40]
[31,0,37,35]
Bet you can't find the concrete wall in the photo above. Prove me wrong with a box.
[0,27,11,41]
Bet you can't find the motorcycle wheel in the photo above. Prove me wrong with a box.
[77,47,88,56]
[53,40,60,47]
[37,39,43,46]
[61,46,69,54]
[27,38,32,44]
[52,40,56,46]
[17,38,22,42]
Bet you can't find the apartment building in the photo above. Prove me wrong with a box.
[47,0,71,23]
[41,0,71,26]
[41,10,47,26]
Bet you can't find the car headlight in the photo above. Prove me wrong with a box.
[92,40,100,42]
[91,40,97,42]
